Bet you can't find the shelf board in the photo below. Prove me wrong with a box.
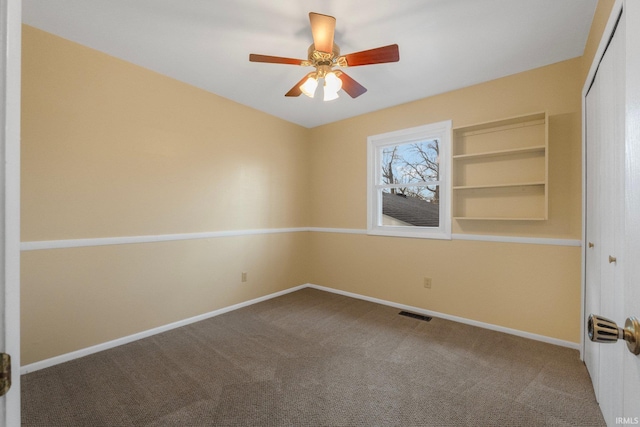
[453,145,546,160]
[453,217,547,221]
[453,112,546,136]
[453,181,546,190]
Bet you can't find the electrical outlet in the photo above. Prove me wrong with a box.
[241,272,247,282]
[424,277,432,289]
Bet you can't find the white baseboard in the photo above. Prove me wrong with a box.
[21,282,579,374]
[306,284,581,351]
[20,284,308,375]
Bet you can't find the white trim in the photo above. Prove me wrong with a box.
[311,227,580,246]
[307,284,580,350]
[20,227,582,250]
[20,284,308,374]
[307,227,367,235]
[2,0,21,423]
[368,227,452,240]
[20,282,579,374]
[21,227,309,251]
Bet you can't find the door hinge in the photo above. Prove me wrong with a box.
[0,353,11,397]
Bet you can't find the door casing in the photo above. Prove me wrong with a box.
[0,0,21,424]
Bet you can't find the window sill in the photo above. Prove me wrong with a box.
[367,227,452,240]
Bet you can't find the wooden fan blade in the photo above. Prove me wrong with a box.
[341,44,399,67]
[249,54,306,66]
[338,72,367,98]
[285,73,314,97]
[309,12,336,53]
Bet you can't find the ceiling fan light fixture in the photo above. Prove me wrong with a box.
[322,71,341,101]
[300,75,318,98]
[323,88,340,101]
[324,71,342,93]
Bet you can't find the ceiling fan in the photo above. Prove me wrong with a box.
[249,12,399,101]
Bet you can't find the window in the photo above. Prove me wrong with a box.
[367,120,451,239]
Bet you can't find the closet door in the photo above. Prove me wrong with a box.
[584,74,602,400]
[622,2,640,420]
[584,11,626,423]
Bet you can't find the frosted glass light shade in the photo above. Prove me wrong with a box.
[323,72,342,101]
[324,72,342,93]
[323,88,339,101]
[300,76,318,98]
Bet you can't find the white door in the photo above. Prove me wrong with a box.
[584,9,625,422]
[621,1,640,421]
[584,1,640,425]
[0,0,21,425]
[584,59,603,401]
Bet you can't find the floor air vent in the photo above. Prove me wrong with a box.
[399,311,432,322]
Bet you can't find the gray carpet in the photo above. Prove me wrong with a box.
[22,288,605,426]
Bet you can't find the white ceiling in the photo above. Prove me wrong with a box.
[23,0,598,128]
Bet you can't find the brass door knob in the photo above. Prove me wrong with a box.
[588,314,640,355]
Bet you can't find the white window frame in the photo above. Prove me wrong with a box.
[367,120,452,239]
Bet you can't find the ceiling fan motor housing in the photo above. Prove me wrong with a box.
[304,43,346,72]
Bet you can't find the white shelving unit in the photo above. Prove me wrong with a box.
[452,112,548,221]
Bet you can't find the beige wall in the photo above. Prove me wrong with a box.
[582,0,617,81]
[309,234,581,341]
[21,26,311,365]
[307,58,584,343]
[22,234,309,364]
[21,1,616,365]
[310,58,583,238]
[22,26,310,240]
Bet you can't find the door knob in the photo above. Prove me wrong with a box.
[588,314,640,355]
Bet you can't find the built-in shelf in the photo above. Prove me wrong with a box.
[452,112,548,221]
[452,145,546,160]
[453,217,547,221]
[453,181,546,191]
